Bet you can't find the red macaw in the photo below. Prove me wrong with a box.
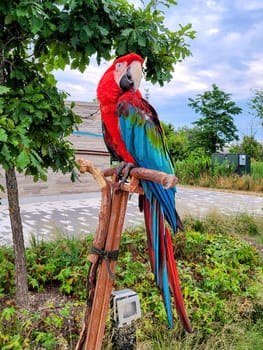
[97,53,192,332]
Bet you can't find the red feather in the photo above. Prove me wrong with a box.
[165,228,193,332]
[97,55,143,163]
[144,196,193,332]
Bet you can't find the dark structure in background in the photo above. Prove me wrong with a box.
[212,153,251,175]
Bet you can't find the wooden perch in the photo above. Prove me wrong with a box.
[103,166,178,189]
[77,159,111,262]
[78,158,178,190]
[75,159,179,350]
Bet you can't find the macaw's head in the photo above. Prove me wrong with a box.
[97,53,144,105]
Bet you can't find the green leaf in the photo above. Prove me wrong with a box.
[4,14,14,25]
[0,129,7,142]
[98,26,109,36]
[121,28,133,37]
[16,149,30,170]
[80,25,92,42]
[46,73,57,86]
[8,135,20,147]
[10,67,27,80]
[0,86,10,95]
[30,15,43,34]
[15,6,28,17]
[0,100,4,114]
[31,94,44,103]
[138,34,146,47]
[1,306,16,321]
[1,144,11,161]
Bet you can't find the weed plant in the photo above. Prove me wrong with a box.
[0,216,262,349]
[251,161,263,181]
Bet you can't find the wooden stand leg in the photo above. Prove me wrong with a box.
[84,185,129,350]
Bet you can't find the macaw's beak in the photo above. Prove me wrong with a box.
[120,60,142,92]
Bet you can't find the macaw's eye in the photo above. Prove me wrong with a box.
[116,62,124,71]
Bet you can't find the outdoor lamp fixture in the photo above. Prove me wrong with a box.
[111,289,141,327]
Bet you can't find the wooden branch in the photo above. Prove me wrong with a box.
[77,158,108,190]
[102,166,178,189]
[78,159,178,191]
[77,159,112,263]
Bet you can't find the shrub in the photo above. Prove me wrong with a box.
[0,222,262,349]
[26,235,92,298]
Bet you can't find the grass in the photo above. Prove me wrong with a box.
[183,210,263,248]
[136,319,263,349]
[175,159,263,192]
[0,213,262,349]
[251,161,263,181]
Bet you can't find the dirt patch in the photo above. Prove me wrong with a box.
[28,286,74,310]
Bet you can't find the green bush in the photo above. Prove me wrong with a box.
[0,221,262,349]
[115,227,263,336]
[174,155,210,184]
[26,236,92,298]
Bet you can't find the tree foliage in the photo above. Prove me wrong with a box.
[0,2,81,179]
[0,67,80,181]
[0,0,195,306]
[229,136,263,161]
[249,88,263,123]
[0,0,195,177]
[188,84,242,154]
[161,122,203,161]
[20,0,195,84]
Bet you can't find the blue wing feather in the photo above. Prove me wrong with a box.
[118,102,177,232]
[117,98,190,329]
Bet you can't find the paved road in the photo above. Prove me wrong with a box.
[1,187,262,247]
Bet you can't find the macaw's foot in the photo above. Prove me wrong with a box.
[116,161,136,184]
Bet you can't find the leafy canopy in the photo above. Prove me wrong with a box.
[161,123,200,161]
[0,0,195,180]
[229,136,263,161]
[249,89,263,122]
[188,84,242,154]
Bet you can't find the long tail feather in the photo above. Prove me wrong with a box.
[165,227,193,332]
[143,195,193,332]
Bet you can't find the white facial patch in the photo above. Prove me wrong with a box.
[114,61,128,85]
[114,60,142,91]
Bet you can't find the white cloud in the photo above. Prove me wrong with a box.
[140,60,209,106]
[221,32,242,47]
[244,57,263,89]
[54,61,106,101]
[234,0,263,11]
[206,28,219,35]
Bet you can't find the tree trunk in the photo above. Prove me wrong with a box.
[5,167,29,307]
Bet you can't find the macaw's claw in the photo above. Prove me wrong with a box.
[116,161,136,184]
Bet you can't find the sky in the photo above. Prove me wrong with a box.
[54,0,263,141]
